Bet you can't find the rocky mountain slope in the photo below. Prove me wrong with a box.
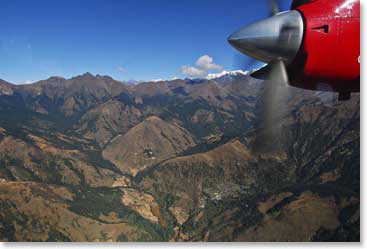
[0,72,359,242]
[103,116,196,176]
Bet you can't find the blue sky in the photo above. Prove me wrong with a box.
[1,0,291,84]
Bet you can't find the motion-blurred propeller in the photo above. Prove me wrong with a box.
[252,60,290,153]
[228,1,304,152]
[270,0,281,16]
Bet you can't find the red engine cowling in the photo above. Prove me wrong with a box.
[290,0,360,92]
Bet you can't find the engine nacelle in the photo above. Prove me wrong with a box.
[228,0,360,95]
[290,0,360,92]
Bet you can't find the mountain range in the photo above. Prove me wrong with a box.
[0,72,360,242]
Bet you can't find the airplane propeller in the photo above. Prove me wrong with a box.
[228,0,304,153]
[270,0,281,16]
[232,0,283,73]
[252,60,290,153]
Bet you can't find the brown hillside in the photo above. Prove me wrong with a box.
[103,116,196,175]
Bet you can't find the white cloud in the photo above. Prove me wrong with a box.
[181,65,207,78]
[117,66,125,73]
[181,55,223,78]
[195,55,222,71]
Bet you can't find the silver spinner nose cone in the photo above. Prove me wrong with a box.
[228,10,304,64]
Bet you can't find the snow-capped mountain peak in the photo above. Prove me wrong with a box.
[206,70,249,80]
